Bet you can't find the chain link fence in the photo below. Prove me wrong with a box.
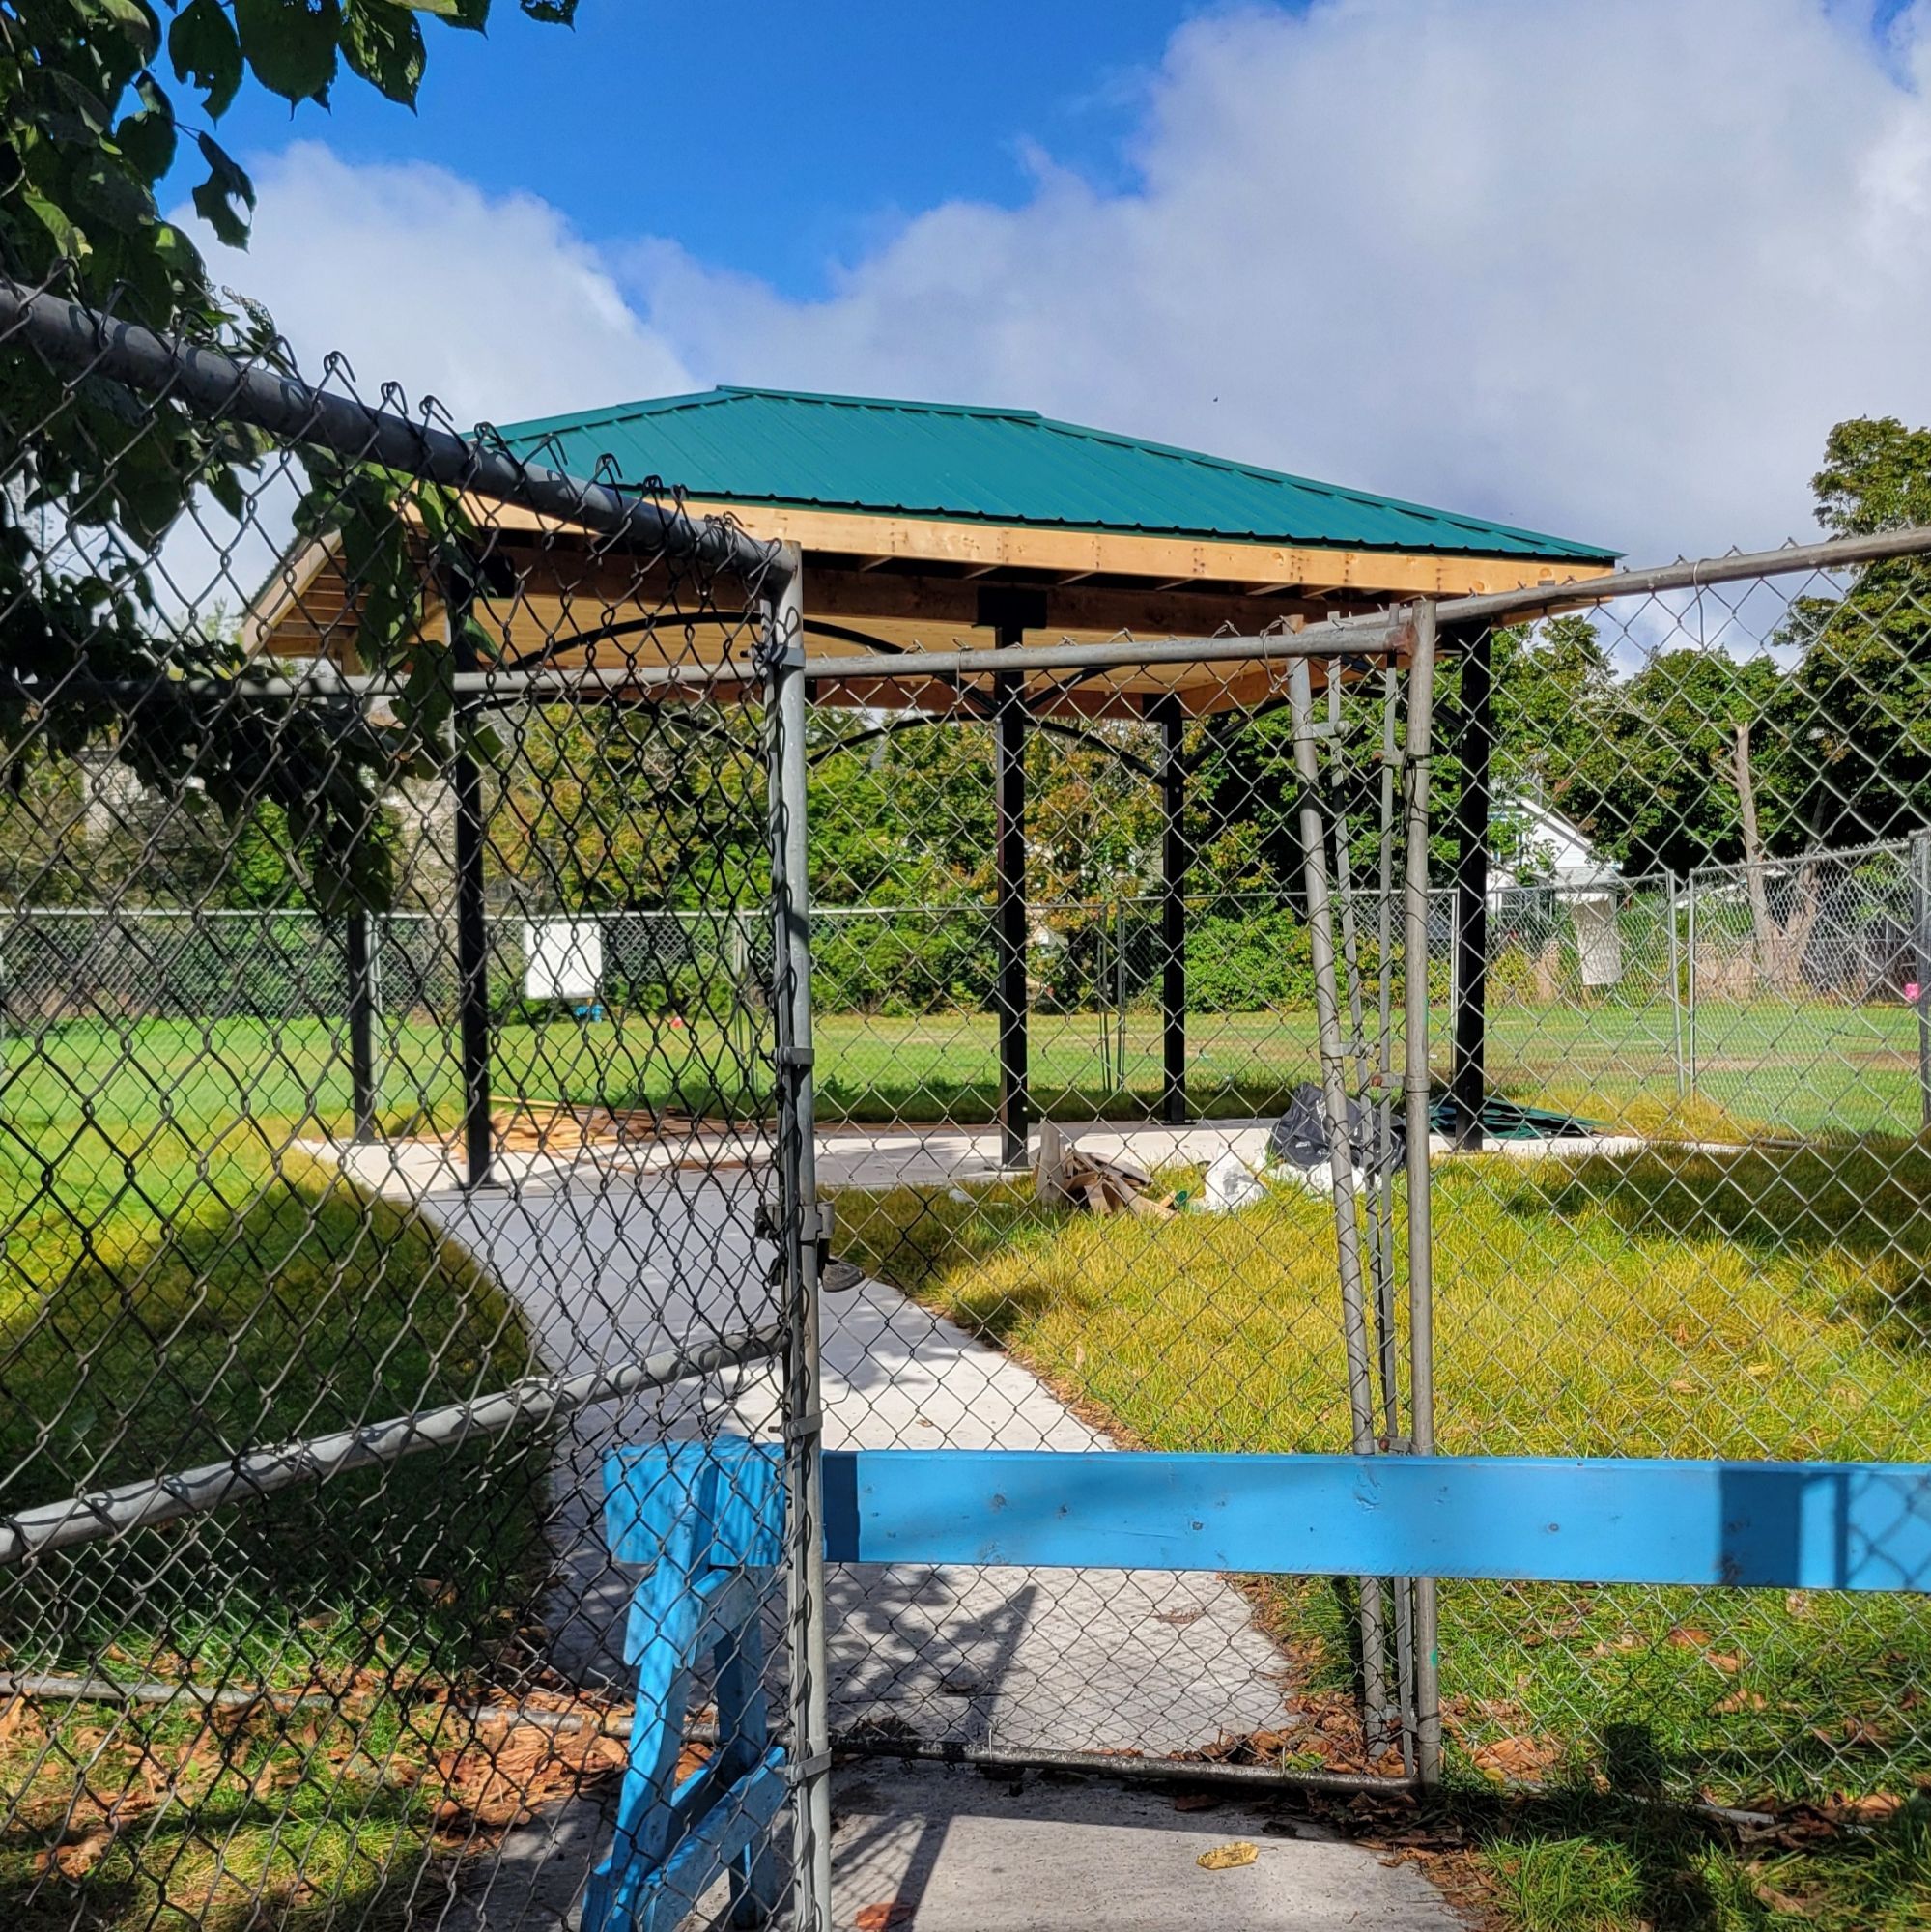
[0,279,823,1929]
[7,266,1931,1931]
[795,543,1931,1821]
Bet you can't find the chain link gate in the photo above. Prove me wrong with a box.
[789,523,1931,1839]
[795,609,1445,1791]
[0,280,831,1929]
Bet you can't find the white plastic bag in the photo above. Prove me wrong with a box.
[1202,1151,1268,1213]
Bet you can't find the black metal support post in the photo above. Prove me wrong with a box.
[448,578,494,1190]
[1448,624,1493,1151]
[978,586,1046,1171]
[993,625,1030,1167]
[1154,697,1188,1125]
[346,910,379,1142]
[1915,830,1931,1134]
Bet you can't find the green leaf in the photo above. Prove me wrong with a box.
[192,131,256,248]
[169,0,244,117]
[342,1,427,105]
[23,191,84,260]
[520,0,575,19]
[115,72,178,180]
[399,0,469,14]
[73,154,156,230]
[46,71,115,136]
[234,0,342,105]
[91,0,162,64]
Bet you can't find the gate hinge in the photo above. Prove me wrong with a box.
[777,1044,814,1069]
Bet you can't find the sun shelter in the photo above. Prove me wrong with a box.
[246,387,1617,1171]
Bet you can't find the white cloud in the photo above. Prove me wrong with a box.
[190,2,1931,563]
[631,0,1931,559]
[181,142,694,431]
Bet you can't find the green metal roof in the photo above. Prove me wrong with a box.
[491,387,1617,564]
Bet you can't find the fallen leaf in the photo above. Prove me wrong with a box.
[1713,1690,1769,1714]
[1197,1840,1259,1871]
[53,1830,113,1878]
[1751,1877,1814,1914]
[1173,1792,1221,1812]
[1829,1792,1904,1824]
[1468,1735,1556,1783]
[1705,1651,1745,1675]
[1666,1627,1713,1651]
[854,1905,915,1930]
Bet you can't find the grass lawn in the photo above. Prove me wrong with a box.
[0,1044,555,1926]
[832,1143,1931,1931]
[7,990,1927,1925]
[10,992,1921,1148]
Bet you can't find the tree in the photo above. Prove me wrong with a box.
[0,0,576,908]
[1765,416,1931,849]
[1560,646,1786,878]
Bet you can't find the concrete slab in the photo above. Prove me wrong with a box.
[831,1762,1464,1932]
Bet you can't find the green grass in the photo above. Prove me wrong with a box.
[0,1033,554,1927]
[8,993,1929,1925]
[10,992,1922,1147]
[832,1143,1931,1930]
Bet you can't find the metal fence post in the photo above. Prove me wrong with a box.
[447,572,494,1192]
[346,909,380,1142]
[1402,601,1444,1787]
[1665,872,1685,1101]
[765,551,833,1932]
[1155,696,1189,1125]
[1686,867,1699,1100]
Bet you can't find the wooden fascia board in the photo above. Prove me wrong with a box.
[677,498,1613,598]
[452,493,1612,598]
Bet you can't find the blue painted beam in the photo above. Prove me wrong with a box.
[820,1451,1931,1592]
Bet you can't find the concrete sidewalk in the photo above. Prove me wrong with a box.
[328,1129,1288,1751]
[831,1762,1463,1932]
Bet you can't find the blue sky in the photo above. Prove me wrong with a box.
[204,3,1209,299]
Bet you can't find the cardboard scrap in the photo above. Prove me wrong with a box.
[1033,1123,1160,1217]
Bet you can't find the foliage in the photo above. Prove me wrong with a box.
[0,0,575,909]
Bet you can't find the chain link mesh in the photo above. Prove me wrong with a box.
[0,279,807,1929]
[7,263,1931,1931]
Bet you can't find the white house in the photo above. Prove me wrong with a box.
[1490,794,1625,988]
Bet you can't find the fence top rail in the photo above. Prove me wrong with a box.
[1688,834,1927,883]
[0,277,783,590]
[1435,526,1931,629]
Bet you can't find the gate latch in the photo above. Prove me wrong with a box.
[756,1196,856,1290]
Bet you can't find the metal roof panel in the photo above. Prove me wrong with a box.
[490,387,1616,561]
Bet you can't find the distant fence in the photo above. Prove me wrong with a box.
[12,843,1928,1142]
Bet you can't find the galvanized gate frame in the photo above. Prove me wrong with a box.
[781,588,1931,1833]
